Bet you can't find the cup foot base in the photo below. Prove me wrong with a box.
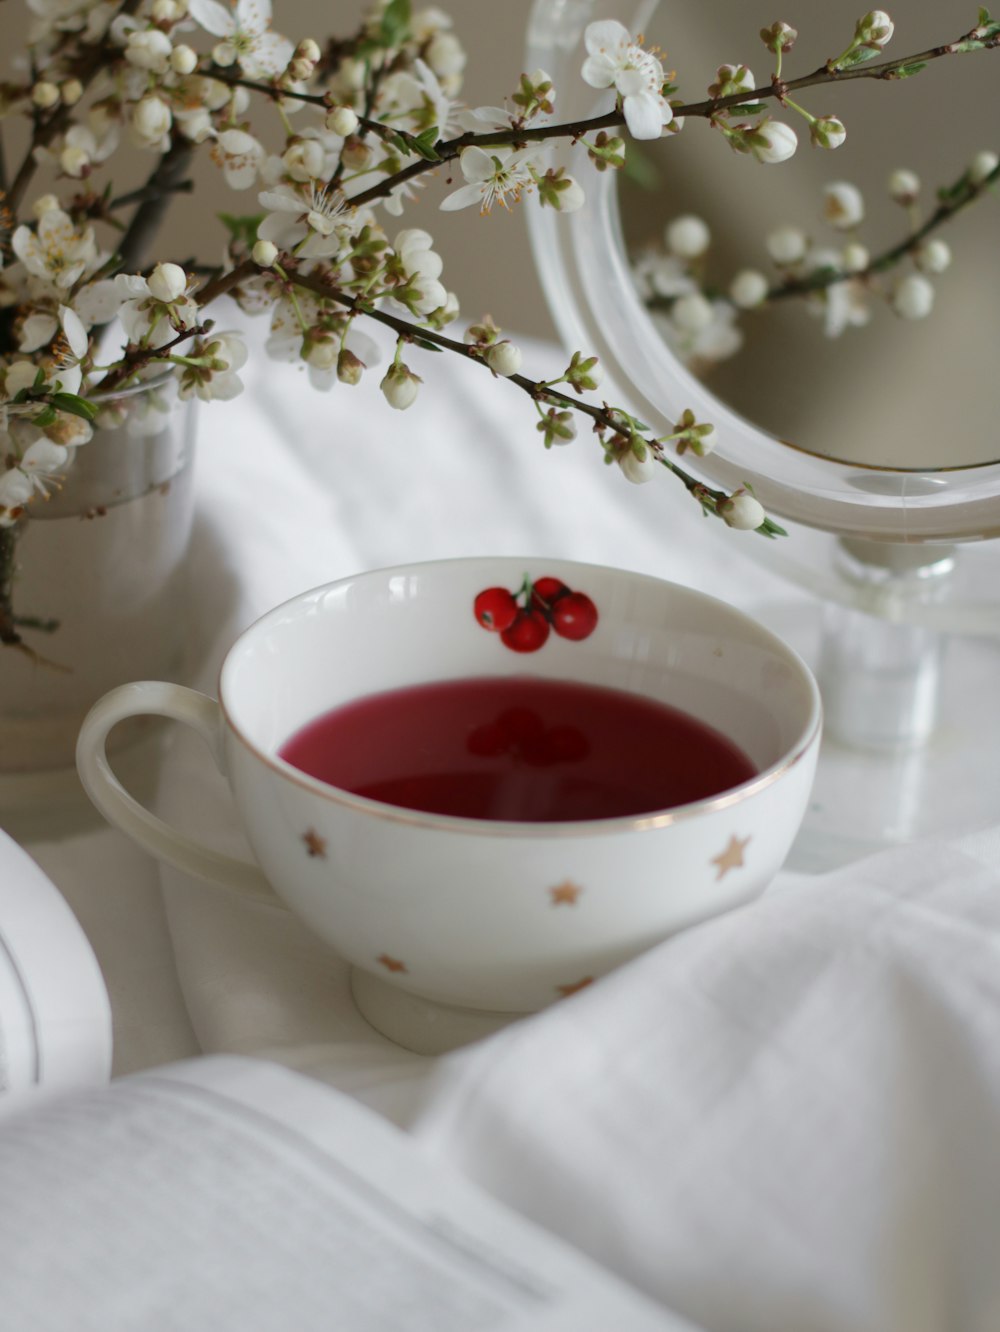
[350,968,526,1055]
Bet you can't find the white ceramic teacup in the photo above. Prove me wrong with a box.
[76,557,821,1051]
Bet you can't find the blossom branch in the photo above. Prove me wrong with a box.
[7,0,143,214]
[280,266,768,527]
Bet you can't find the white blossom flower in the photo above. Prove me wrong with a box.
[147,263,188,303]
[265,294,379,390]
[822,181,865,229]
[439,145,545,214]
[581,20,673,140]
[187,0,293,78]
[114,270,199,344]
[257,182,352,256]
[720,491,765,530]
[210,128,266,190]
[11,209,98,289]
[893,273,935,320]
[18,439,70,494]
[178,331,248,401]
[665,215,710,259]
[0,465,33,522]
[803,247,870,337]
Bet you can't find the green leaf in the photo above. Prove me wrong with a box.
[51,393,99,423]
[217,212,264,248]
[978,7,992,26]
[414,338,443,352]
[33,406,57,428]
[379,0,411,47]
[887,61,927,79]
[413,126,441,161]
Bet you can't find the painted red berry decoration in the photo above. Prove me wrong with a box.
[474,587,518,632]
[501,609,550,653]
[531,577,569,612]
[552,592,599,641]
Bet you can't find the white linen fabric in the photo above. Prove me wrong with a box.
[414,837,1000,1332]
[137,313,1000,1329]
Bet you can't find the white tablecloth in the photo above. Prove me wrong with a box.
[15,318,1000,1331]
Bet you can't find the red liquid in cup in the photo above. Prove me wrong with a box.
[278,676,757,823]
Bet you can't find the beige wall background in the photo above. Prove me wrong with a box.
[5,0,996,465]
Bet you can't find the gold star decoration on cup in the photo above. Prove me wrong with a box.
[549,880,583,906]
[302,828,328,858]
[377,953,407,973]
[711,833,751,880]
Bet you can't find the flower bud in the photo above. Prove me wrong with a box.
[810,116,846,150]
[766,224,807,265]
[665,214,710,259]
[126,28,173,72]
[283,138,324,181]
[337,349,365,385]
[59,145,91,177]
[759,21,797,53]
[618,441,657,484]
[326,105,359,137]
[132,95,172,143]
[749,119,797,165]
[892,273,934,320]
[306,339,338,371]
[842,242,870,273]
[147,262,187,303]
[380,363,421,410]
[170,44,198,74]
[296,38,321,63]
[672,292,714,333]
[970,150,999,185]
[288,57,314,81]
[566,351,603,391]
[720,491,765,530]
[32,194,60,217]
[485,340,523,377]
[915,238,951,275]
[888,167,919,204]
[212,41,237,67]
[709,64,756,100]
[426,32,466,77]
[729,269,768,308]
[61,79,83,105]
[32,82,60,109]
[152,0,180,19]
[822,181,864,229]
[537,408,576,447]
[857,10,894,50]
[252,239,278,267]
[340,136,372,171]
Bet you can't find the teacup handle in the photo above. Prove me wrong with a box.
[76,682,280,904]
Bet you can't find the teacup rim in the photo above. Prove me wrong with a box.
[218,555,823,838]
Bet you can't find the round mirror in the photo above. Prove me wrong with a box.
[526,0,1000,546]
